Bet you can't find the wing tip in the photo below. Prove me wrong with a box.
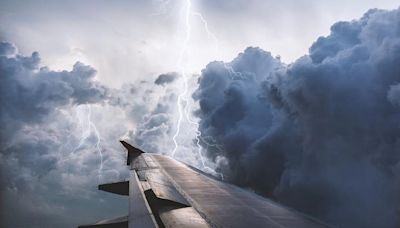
[119,140,145,165]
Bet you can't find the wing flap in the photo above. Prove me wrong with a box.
[141,168,190,207]
[159,207,209,228]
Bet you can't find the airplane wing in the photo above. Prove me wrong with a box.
[78,141,331,228]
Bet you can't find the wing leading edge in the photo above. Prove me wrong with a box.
[78,141,331,228]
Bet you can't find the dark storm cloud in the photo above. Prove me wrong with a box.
[154,72,178,85]
[0,41,108,182]
[0,40,179,227]
[0,42,107,140]
[0,41,115,227]
[195,8,400,228]
[0,41,16,56]
[193,47,282,180]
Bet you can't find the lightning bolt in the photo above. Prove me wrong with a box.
[193,11,245,81]
[70,106,92,154]
[171,0,191,158]
[88,105,104,182]
[169,0,224,180]
[59,105,104,182]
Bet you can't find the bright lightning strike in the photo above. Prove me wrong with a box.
[170,0,224,179]
[171,0,192,158]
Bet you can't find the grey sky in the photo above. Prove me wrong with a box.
[1,0,398,87]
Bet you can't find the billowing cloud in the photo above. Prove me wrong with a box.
[0,42,107,142]
[0,40,187,227]
[0,41,159,227]
[193,47,283,180]
[195,8,400,228]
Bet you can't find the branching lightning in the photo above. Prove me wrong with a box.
[171,0,191,158]
[170,0,224,179]
[60,105,104,182]
[88,106,104,182]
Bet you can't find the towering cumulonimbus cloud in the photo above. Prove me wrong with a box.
[195,8,400,228]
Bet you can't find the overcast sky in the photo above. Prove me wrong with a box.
[1,0,398,87]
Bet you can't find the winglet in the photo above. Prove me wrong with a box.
[120,140,145,165]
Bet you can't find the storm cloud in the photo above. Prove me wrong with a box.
[0,42,128,227]
[195,8,400,228]
[0,41,185,227]
[3,4,400,228]
[0,42,107,140]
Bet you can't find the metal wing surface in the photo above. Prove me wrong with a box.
[78,141,331,228]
